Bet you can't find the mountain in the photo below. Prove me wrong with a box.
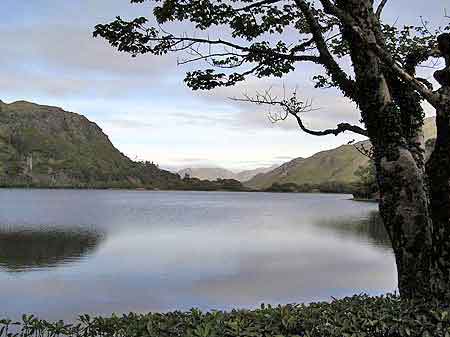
[245,143,370,189]
[178,165,278,182]
[0,100,188,189]
[234,165,279,182]
[246,117,437,190]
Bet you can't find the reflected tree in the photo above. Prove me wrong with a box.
[317,212,391,249]
[0,226,104,272]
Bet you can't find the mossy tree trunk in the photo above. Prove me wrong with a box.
[426,52,450,299]
[336,0,450,301]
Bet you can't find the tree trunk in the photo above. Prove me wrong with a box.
[377,145,433,299]
[337,0,438,301]
[425,35,450,299]
[426,91,450,300]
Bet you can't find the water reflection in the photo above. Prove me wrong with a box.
[316,211,392,249]
[0,225,103,272]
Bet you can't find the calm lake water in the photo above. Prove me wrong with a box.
[0,189,396,320]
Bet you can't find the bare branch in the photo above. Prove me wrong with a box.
[231,90,368,137]
[290,37,316,53]
[354,142,375,159]
[420,16,434,36]
[177,50,244,67]
[296,0,357,100]
[376,0,389,19]
[295,117,369,137]
[234,0,282,12]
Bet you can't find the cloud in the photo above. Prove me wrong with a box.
[0,26,166,74]
[0,23,181,99]
[102,119,153,129]
[175,157,213,163]
[172,111,240,128]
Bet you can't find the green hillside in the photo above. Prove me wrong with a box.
[245,143,370,189]
[0,100,243,190]
[246,117,437,190]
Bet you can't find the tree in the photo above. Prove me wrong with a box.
[354,162,377,200]
[94,0,450,302]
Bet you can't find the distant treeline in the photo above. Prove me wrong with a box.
[178,177,246,191]
[264,181,359,194]
[0,158,247,192]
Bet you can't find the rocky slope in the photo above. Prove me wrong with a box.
[246,117,437,190]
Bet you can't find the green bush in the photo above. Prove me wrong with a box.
[2,294,450,337]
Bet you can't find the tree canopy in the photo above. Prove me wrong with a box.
[94,1,448,139]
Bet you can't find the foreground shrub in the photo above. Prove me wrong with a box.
[2,294,450,337]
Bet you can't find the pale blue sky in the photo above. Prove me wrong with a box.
[1,0,447,170]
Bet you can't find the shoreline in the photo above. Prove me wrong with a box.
[0,186,360,195]
[351,197,378,203]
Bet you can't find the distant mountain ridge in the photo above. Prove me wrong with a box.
[245,117,437,190]
[177,165,278,182]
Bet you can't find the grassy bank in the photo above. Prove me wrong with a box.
[2,294,449,337]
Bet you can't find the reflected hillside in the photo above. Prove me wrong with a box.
[316,211,391,249]
[0,226,104,272]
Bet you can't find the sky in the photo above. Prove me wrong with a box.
[0,0,448,171]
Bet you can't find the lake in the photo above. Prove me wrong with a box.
[0,189,396,320]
